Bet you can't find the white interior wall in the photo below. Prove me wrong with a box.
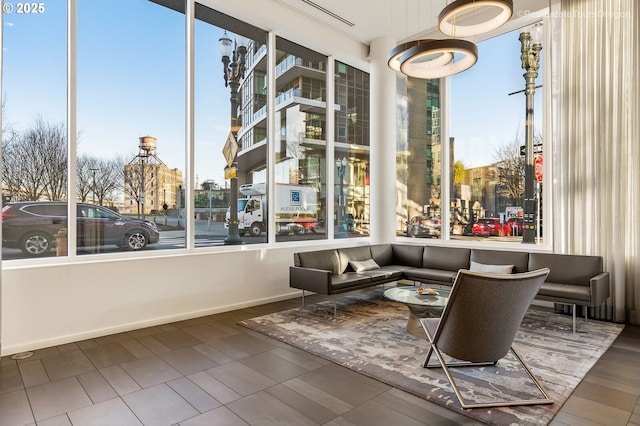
[1,243,357,354]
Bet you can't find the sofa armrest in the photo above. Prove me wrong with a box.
[590,271,610,306]
[290,266,332,295]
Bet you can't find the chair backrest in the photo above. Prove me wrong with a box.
[433,268,550,363]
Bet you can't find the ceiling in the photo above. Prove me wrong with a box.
[271,0,549,45]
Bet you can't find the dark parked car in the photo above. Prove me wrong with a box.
[472,217,507,237]
[406,216,441,238]
[2,201,160,256]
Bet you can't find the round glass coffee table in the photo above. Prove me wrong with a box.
[384,286,451,336]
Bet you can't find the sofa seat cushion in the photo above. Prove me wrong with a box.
[331,273,372,291]
[402,267,457,284]
[537,281,591,303]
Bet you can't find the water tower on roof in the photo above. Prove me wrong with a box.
[128,136,166,219]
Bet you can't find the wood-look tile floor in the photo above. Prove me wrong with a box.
[1,295,639,426]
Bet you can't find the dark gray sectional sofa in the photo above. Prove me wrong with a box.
[290,244,610,331]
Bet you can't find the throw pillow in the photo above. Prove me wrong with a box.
[349,258,380,272]
[469,261,514,274]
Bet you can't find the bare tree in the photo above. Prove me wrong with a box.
[2,118,67,201]
[77,155,94,202]
[493,140,524,204]
[123,154,145,216]
[493,133,543,206]
[77,155,126,205]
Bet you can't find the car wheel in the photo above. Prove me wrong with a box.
[125,231,148,250]
[249,223,262,237]
[20,232,53,256]
[295,225,305,235]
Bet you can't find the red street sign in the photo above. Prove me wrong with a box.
[535,155,543,182]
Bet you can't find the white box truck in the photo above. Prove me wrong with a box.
[225,183,318,236]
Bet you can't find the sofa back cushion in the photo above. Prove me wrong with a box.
[423,246,470,271]
[338,246,374,273]
[370,244,393,266]
[529,253,603,286]
[471,249,529,273]
[391,244,424,267]
[295,249,341,274]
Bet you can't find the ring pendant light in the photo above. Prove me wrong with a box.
[387,0,513,78]
[399,39,478,79]
[439,0,513,38]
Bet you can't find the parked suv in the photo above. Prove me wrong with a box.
[2,201,160,256]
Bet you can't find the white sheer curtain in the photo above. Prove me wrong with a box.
[550,0,639,324]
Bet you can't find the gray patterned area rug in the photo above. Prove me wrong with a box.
[240,289,624,425]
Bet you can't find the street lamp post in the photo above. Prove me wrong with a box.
[219,31,248,245]
[519,24,542,243]
[137,136,157,220]
[90,168,98,205]
[204,179,214,230]
[336,157,347,233]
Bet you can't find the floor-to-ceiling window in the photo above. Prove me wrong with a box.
[1,2,370,263]
[195,4,268,246]
[274,38,327,242]
[449,27,543,244]
[396,77,443,239]
[334,61,370,238]
[397,25,544,245]
[1,1,68,259]
[77,0,186,255]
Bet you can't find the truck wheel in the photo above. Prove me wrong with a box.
[249,223,262,237]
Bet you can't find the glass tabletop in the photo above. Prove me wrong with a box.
[384,285,451,307]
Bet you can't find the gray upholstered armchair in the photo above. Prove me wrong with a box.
[420,268,553,409]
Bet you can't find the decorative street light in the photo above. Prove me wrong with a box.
[219,31,249,245]
[204,179,215,230]
[519,23,542,243]
[90,168,98,205]
[137,136,157,220]
[336,157,347,233]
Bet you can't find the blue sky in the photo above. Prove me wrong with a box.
[3,0,231,185]
[2,1,543,184]
[451,30,544,168]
